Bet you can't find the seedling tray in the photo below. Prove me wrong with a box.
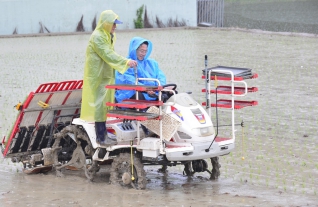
[202,66,256,80]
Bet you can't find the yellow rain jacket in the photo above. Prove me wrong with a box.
[80,10,129,122]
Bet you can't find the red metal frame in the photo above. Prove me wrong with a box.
[73,80,83,89]
[35,82,59,93]
[165,144,191,149]
[55,80,78,91]
[107,112,162,121]
[3,92,35,157]
[202,73,258,81]
[202,99,258,109]
[214,137,232,142]
[106,84,163,91]
[55,81,80,117]
[213,99,258,109]
[106,99,163,109]
[202,86,258,95]
[106,119,124,124]
[3,80,84,157]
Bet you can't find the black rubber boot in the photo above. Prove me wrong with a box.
[104,135,117,146]
[95,122,117,146]
[95,122,106,146]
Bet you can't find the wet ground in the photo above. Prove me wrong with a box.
[1,159,317,207]
[224,0,318,34]
[1,27,318,206]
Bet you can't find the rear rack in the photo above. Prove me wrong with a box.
[202,86,258,95]
[202,65,258,110]
[202,100,258,109]
[202,65,258,80]
[202,60,259,143]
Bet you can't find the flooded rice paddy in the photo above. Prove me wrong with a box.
[0,27,318,206]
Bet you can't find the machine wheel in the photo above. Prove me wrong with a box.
[85,160,100,181]
[210,157,221,180]
[109,153,147,189]
[183,160,208,176]
[183,162,195,176]
[52,125,93,177]
[157,165,168,173]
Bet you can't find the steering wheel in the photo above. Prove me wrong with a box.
[146,84,178,101]
[162,84,177,91]
[160,84,178,103]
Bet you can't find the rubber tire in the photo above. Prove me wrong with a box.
[110,153,147,189]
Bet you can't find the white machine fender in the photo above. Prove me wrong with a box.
[72,118,140,149]
[72,118,98,148]
[163,93,216,142]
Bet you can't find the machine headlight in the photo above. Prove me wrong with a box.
[189,126,214,137]
[200,127,209,135]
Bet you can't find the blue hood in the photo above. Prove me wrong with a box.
[128,37,153,60]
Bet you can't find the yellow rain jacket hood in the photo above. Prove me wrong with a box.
[80,10,129,122]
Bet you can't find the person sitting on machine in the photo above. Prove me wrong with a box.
[115,37,167,103]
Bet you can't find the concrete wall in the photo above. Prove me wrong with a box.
[0,0,197,35]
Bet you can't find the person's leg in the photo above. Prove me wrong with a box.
[95,121,106,143]
[95,121,117,146]
[130,92,146,100]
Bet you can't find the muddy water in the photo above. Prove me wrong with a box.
[1,28,318,206]
[1,156,317,207]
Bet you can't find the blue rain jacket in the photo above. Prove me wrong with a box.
[115,37,166,103]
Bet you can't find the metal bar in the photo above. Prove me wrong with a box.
[204,55,209,113]
[46,110,57,148]
[213,69,236,141]
[221,0,223,26]
[23,104,81,112]
[196,0,224,27]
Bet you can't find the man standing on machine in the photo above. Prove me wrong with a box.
[80,10,137,146]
